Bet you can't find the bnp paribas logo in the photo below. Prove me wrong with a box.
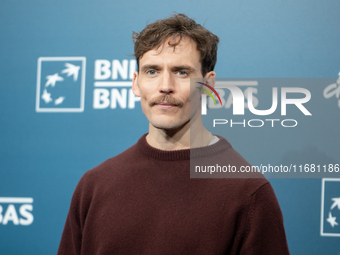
[36,57,86,112]
[321,178,340,237]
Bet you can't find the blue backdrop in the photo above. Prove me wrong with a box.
[1,0,340,254]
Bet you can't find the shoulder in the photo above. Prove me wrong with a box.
[197,135,269,195]
[239,181,289,254]
[207,177,270,205]
[82,142,141,184]
[77,134,151,192]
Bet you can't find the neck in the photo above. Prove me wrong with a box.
[146,111,212,151]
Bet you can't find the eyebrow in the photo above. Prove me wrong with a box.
[140,65,160,73]
[140,64,196,73]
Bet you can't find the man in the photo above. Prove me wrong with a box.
[58,13,290,254]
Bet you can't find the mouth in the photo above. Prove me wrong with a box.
[155,102,178,109]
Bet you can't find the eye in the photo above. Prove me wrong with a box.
[177,70,189,76]
[146,69,157,75]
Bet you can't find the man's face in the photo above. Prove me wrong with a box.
[132,37,213,131]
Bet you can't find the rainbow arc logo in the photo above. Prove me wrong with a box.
[196,82,222,105]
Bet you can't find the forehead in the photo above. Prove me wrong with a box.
[139,36,201,66]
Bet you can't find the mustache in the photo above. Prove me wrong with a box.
[149,94,184,107]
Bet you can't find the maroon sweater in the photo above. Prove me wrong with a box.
[58,134,290,255]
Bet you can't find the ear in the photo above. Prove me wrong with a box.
[132,71,140,97]
[203,71,216,88]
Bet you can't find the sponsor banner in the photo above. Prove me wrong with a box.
[36,57,86,112]
[0,197,34,226]
[321,179,340,236]
[36,57,140,113]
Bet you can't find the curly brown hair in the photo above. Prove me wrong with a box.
[132,13,219,77]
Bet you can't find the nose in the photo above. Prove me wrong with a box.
[159,70,175,94]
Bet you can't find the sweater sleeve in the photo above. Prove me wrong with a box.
[239,182,290,255]
[57,176,87,255]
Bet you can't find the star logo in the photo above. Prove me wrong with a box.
[55,96,65,105]
[325,197,340,228]
[331,197,340,210]
[45,73,64,87]
[41,89,53,104]
[61,63,80,81]
[327,212,338,228]
[321,178,340,237]
[36,57,86,112]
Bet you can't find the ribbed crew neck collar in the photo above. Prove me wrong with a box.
[137,133,231,161]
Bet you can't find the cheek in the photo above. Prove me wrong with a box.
[140,97,150,110]
[186,88,200,102]
[139,99,150,117]
[140,92,153,110]
[188,89,202,109]
[137,85,151,100]
[138,81,158,98]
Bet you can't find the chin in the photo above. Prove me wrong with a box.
[152,122,180,131]
[151,118,190,131]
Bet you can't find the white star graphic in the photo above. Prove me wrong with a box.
[61,63,80,81]
[41,89,52,104]
[327,212,338,228]
[45,73,64,87]
[54,96,65,105]
[331,197,340,210]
